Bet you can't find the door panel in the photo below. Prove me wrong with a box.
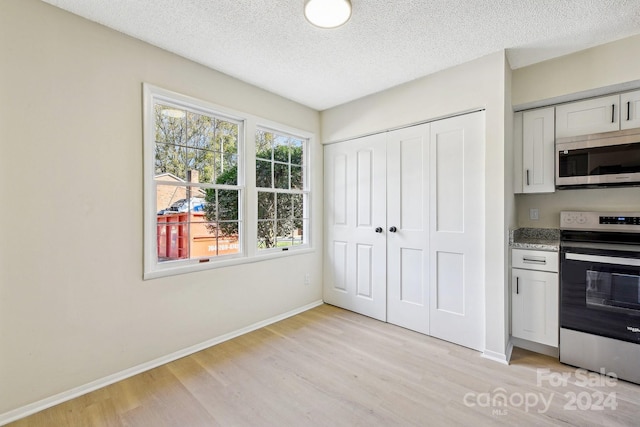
[324,134,387,321]
[435,129,464,232]
[387,124,430,334]
[356,244,373,297]
[429,112,485,351]
[400,248,424,304]
[331,241,347,291]
[436,251,464,314]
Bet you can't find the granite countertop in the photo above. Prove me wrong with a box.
[509,228,560,252]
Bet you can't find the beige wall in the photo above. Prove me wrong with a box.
[512,34,640,107]
[512,35,640,229]
[0,0,322,416]
[516,188,640,228]
[322,51,511,361]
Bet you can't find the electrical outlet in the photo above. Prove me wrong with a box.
[304,273,311,286]
[530,208,539,220]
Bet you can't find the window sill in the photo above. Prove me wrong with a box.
[143,246,315,280]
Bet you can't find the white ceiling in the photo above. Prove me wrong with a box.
[41,0,640,111]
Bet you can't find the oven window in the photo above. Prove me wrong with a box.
[586,270,640,313]
[558,142,640,178]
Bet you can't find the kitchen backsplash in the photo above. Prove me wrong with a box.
[516,186,640,228]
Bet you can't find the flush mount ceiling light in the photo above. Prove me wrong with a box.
[304,0,352,29]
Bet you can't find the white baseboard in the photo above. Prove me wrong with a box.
[482,344,512,365]
[0,300,324,426]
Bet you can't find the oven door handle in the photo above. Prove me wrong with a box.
[566,252,640,267]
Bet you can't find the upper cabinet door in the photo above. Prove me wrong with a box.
[522,107,555,193]
[555,95,619,138]
[513,112,524,194]
[621,90,640,130]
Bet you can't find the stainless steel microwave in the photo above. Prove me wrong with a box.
[556,128,640,188]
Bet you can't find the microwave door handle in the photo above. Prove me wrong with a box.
[566,252,640,267]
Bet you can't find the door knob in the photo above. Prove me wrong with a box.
[375,227,383,233]
[389,226,397,233]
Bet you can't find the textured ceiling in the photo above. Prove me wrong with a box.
[41,0,640,110]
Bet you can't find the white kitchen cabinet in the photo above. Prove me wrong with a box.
[621,90,640,130]
[511,248,559,348]
[513,107,555,194]
[555,95,619,138]
[556,90,640,138]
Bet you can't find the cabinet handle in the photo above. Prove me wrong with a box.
[516,277,519,294]
[375,227,383,233]
[522,256,546,264]
[389,226,397,233]
[612,104,615,123]
[628,101,631,121]
[526,169,530,186]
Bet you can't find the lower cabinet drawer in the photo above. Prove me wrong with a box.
[512,248,558,272]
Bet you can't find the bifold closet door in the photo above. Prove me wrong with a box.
[429,112,485,351]
[323,133,387,321]
[386,124,431,334]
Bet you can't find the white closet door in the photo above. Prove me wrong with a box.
[386,124,431,334]
[323,134,387,321]
[429,112,485,351]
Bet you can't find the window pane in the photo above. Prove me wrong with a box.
[256,159,272,188]
[155,143,187,180]
[277,193,293,219]
[156,218,189,261]
[155,104,186,146]
[190,221,218,259]
[291,139,304,166]
[186,112,215,150]
[292,219,304,245]
[258,191,275,220]
[292,194,304,219]
[203,188,217,221]
[215,119,238,154]
[156,184,189,214]
[276,220,294,246]
[218,189,239,221]
[273,136,290,162]
[274,163,289,189]
[221,153,238,183]
[257,220,275,249]
[291,165,303,190]
[217,221,240,255]
[186,148,216,183]
[255,130,272,160]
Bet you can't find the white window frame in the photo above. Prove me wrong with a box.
[255,126,311,254]
[143,84,314,279]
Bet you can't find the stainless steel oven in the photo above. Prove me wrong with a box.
[560,211,640,384]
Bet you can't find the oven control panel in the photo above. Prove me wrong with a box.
[599,216,640,225]
[561,211,640,232]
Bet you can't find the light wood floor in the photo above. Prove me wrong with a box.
[9,304,640,426]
